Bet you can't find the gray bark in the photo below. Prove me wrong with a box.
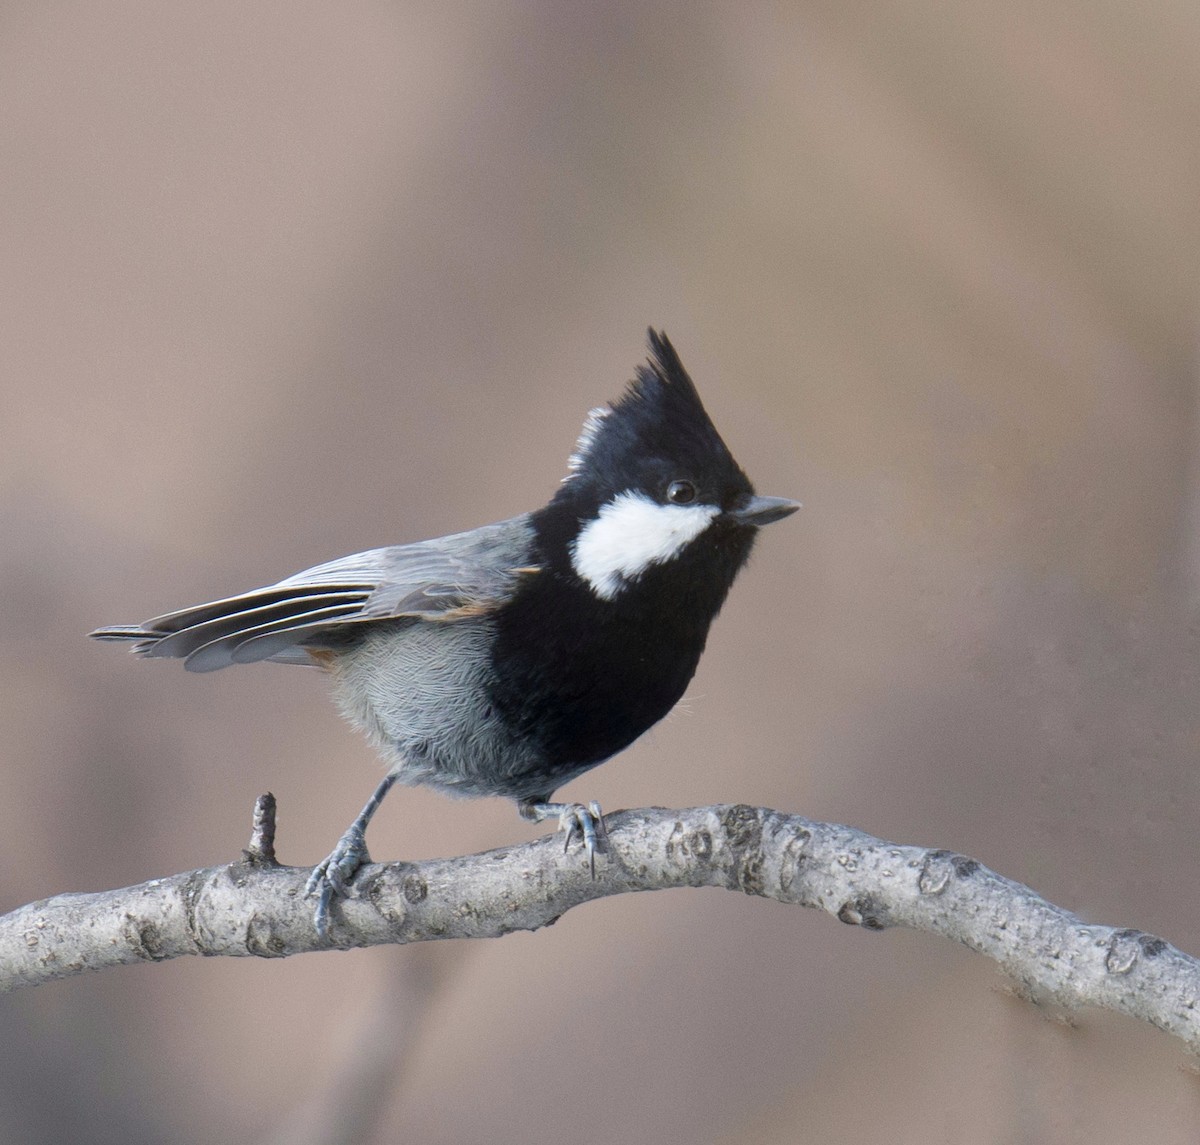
[2,799,1196,1054]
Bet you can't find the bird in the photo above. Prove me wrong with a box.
[92,329,800,935]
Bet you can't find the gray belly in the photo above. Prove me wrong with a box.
[327,619,546,799]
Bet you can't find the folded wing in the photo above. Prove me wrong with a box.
[90,516,537,672]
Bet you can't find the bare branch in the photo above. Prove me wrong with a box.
[245,791,278,865]
[2,803,1197,1053]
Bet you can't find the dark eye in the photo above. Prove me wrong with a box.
[666,480,697,505]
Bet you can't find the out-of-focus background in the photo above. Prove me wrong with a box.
[2,3,1198,1141]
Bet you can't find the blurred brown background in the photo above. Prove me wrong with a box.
[2,2,1199,1142]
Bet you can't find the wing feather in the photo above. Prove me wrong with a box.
[185,601,372,672]
[90,515,538,671]
[145,591,370,661]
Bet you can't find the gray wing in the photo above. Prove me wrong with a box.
[90,515,538,673]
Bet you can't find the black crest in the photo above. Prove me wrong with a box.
[563,329,752,505]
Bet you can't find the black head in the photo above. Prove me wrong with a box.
[537,329,799,603]
[561,329,752,514]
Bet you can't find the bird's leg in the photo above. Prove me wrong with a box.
[306,772,398,936]
[518,798,607,877]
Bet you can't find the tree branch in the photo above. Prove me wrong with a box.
[3,799,1197,1052]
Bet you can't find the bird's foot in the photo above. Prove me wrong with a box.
[305,826,371,937]
[520,799,607,877]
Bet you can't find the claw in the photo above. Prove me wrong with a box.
[306,825,371,937]
[306,773,398,938]
[520,799,606,877]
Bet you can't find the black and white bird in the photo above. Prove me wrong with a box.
[92,330,799,934]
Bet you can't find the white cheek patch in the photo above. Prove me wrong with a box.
[571,491,719,600]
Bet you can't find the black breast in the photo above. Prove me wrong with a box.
[485,510,755,789]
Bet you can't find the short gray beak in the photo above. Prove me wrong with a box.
[727,494,802,527]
